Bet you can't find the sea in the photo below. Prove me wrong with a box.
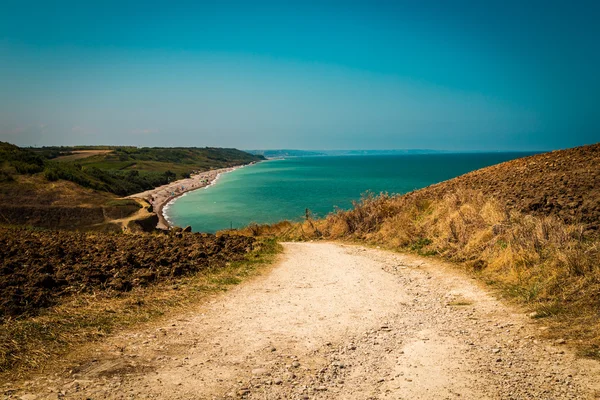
[165,153,535,233]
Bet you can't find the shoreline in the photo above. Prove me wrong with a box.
[128,163,254,230]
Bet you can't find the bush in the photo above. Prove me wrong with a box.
[0,170,14,182]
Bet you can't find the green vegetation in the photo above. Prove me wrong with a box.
[0,142,45,177]
[43,161,178,196]
[1,142,263,196]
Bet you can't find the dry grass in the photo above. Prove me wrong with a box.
[249,188,600,358]
[53,150,114,162]
[0,238,281,382]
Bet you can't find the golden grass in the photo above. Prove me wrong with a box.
[249,188,600,358]
[0,238,282,382]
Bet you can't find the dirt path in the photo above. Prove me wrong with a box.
[13,243,600,399]
[107,198,153,231]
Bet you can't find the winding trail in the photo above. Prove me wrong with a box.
[16,243,600,399]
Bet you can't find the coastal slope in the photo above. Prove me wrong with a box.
[0,142,263,231]
[411,143,600,232]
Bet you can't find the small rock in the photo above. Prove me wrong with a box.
[274,378,283,385]
[292,361,300,368]
[492,348,501,354]
[556,338,566,345]
[251,368,269,376]
[315,386,328,391]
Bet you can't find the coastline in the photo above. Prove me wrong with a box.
[128,164,253,230]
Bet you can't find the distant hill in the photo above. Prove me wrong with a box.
[246,149,326,158]
[2,143,264,196]
[246,149,456,158]
[0,142,264,230]
[320,149,448,156]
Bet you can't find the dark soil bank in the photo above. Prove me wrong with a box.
[0,227,255,318]
[415,143,600,234]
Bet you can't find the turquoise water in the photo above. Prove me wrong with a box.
[166,153,534,233]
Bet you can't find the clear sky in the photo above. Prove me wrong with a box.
[0,0,598,150]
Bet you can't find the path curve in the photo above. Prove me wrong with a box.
[14,243,600,399]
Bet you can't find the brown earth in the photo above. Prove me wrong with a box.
[0,175,113,208]
[53,150,114,162]
[0,176,151,231]
[412,143,600,233]
[0,227,256,318]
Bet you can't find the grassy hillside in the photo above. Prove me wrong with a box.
[243,143,600,358]
[0,142,264,230]
[36,145,264,196]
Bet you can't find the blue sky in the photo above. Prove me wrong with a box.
[0,0,598,150]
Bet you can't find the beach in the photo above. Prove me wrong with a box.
[128,165,247,230]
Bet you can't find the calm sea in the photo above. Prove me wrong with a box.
[165,153,534,233]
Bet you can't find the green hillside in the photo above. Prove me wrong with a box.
[1,143,264,196]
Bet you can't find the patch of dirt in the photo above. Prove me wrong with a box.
[0,227,255,318]
[0,175,113,207]
[53,150,114,162]
[414,143,600,233]
[9,243,600,399]
[0,175,135,230]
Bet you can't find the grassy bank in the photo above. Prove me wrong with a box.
[0,234,281,381]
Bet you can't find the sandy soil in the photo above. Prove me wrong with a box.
[128,167,242,229]
[9,242,600,399]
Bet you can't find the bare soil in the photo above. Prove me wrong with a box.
[53,150,114,162]
[8,242,599,399]
[0,176,140,231]
[0,228,255,318]
[413,143,600,234]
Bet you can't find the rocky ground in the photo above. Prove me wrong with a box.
[0,227,255,318]
[7,242,599,399]
[414,143,600,234]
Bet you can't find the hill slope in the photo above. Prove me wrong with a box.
[413,143,599,232]
[0,142,263,230]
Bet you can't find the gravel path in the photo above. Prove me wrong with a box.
[12,242,600,399]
